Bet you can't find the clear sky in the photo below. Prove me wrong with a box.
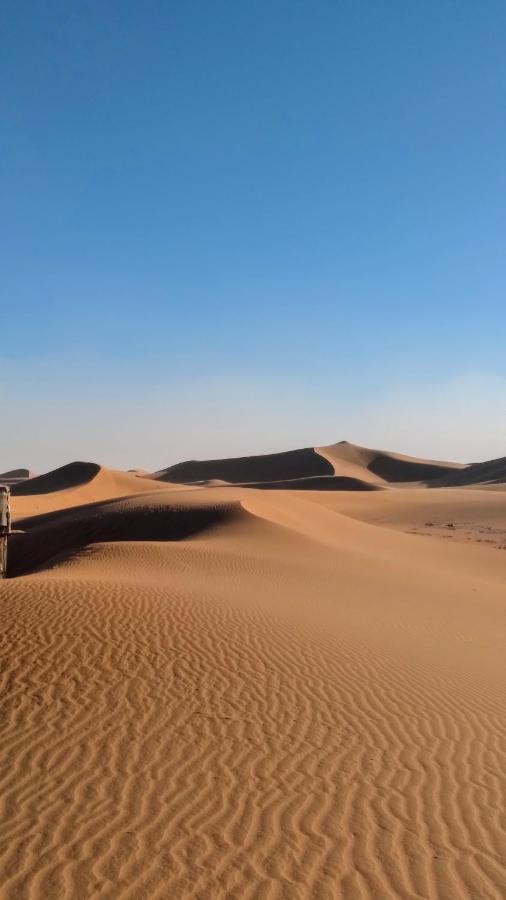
[2,1,506,472]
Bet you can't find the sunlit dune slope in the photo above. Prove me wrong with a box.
[317,440,465,484]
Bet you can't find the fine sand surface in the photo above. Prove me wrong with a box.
[1,444,505,898]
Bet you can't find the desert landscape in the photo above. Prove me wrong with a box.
[0,440,505,899]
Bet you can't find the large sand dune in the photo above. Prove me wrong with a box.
[153,441,505,490]
[1,442,505,898]
[10,462,173,519]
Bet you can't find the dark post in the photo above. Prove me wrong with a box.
[0,485,11,578]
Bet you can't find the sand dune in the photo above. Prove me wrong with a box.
[1,442,505,898]
[152,446,333,485]
[317,441,465,485]
[152,441,470,490]
[10,462,173,519]
[153,440,504,491]
[9,493,243,578]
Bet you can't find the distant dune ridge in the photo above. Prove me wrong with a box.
[152,445,334,485]
[151,439,503,488]
[6,440,506,496]
[1,439,505,898]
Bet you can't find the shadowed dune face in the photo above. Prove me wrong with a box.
[430,454,506,487]
[368,454,462,483]
[11,461,101,495]
[153,446,333,484]
[9,495,243,577]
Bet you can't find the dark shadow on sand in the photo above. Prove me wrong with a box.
[11,462,101,496]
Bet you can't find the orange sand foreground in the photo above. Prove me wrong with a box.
[1,442,505,898]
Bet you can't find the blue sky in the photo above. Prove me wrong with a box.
[2,1,506,471]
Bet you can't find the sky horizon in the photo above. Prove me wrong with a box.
[2,2,506,473]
